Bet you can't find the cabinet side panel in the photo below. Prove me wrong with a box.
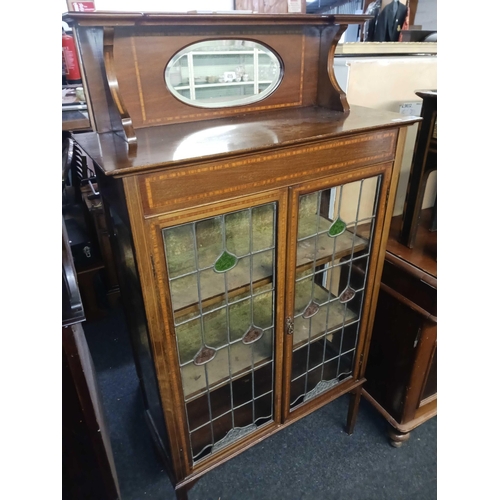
[96,171,173,471]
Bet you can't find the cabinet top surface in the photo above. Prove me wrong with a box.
[386,211,437,281]
[62,12,369,27]
[74,105,418,177]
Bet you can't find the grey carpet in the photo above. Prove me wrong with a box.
[83,304,437,500]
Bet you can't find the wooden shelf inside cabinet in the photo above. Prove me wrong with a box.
[293,281,359,349]
[296,215,369,271]
[64,10,419,500]
[168,214,369,318]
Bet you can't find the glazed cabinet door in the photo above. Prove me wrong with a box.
[150,190,288,469]
[284,164,393,416]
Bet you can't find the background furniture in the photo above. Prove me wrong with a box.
[65,11,419,499]
[339,83,437,447]
[361,90,437,447]
[63,215,121,499]
[399,89,437,247]
[63,134,120,321]
[362,208,437,446]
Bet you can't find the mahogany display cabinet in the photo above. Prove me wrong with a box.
[63,11,420,499]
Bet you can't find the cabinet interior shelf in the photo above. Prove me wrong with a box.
[293,281,359,350]
[174,81,271,90]
[169,215,368,318]
[182,349,273,403]
[187,50,268,56]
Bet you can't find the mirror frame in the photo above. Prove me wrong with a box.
[164,39,284,109]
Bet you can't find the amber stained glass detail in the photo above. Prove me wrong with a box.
[193,345,217,365]
[302,301,320,319]
[242,326,264,345]
[339,286,356,304]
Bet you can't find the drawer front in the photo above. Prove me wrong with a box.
[138,129,398,216]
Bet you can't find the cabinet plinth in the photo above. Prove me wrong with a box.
[65,11,420,498]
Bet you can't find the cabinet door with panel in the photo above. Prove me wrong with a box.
[150,190,288,466]
[145,163,394,471]
[284,165,393,419]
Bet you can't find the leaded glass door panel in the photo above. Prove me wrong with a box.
[159,191,286,465]
[286,170,385,412]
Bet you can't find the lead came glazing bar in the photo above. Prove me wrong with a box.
[335,180,363,378]
[249,208,256,423]
[320,196,341,381]
[302,191,324,398]
[174,286,273,329]
[192,223,216,455]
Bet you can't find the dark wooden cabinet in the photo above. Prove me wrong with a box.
[64,11,419,498]
[362,89,438,446]
[362,209,437,447]
[400,90,437,247]
[63,217,121,499]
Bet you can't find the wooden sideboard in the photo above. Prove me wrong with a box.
[63,216,121,499]
[363,209,437,446]
[63,11,420,498]
[361,90,437,447]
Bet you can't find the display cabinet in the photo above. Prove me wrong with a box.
[63,11,420,499]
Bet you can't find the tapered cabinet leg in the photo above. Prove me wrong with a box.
[388,427,411,448]
[175,485,189,500]
[346,386,362,435]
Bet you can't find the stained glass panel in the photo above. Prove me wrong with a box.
[162,203,277,463]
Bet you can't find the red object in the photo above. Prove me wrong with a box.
[71,2,95,12]
[62,30,82,84]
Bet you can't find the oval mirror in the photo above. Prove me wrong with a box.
[165,40,283,108]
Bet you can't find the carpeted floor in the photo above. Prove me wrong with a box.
[83,303,437,500]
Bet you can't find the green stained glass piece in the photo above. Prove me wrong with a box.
[328,218,346,237]
[214,250,238,273]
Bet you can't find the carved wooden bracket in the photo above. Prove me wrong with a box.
[317,23,349,113]
[103,27,137,144]
[316,16,373,113]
